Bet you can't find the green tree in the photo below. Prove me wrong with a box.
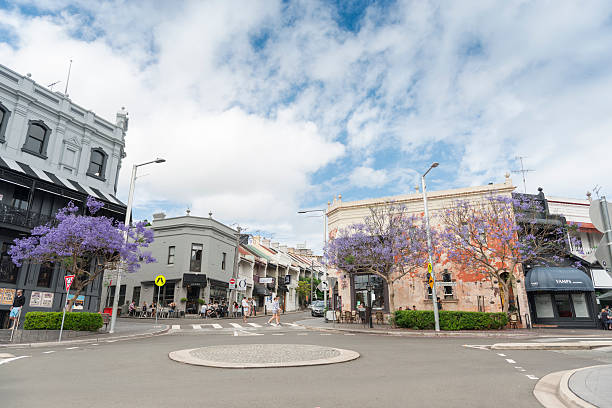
[296,277,323,306]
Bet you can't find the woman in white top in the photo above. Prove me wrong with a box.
[267,296,280,326]
[241,297,250,323]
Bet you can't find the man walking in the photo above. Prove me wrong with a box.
[241,297,250,323]
[267,296,280,326]
[251,297,257,316]
[9,289,25,329]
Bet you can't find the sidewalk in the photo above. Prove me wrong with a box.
[298,318,612,339]
[535,364,612,408]
[0,319,168,349]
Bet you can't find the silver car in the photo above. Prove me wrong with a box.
[311,300,325,317]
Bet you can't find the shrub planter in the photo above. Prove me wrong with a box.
[24,312,103,331]
[394,310,508,330]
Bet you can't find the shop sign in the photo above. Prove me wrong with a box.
[237,279,247,291]
[435,282,457,286]
[67,294,85,310]
[259,277,274,284]
[0,288,15,305]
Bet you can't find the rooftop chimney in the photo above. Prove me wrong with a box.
[152,212,166,220]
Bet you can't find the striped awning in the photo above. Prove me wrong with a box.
[0,156,125,206]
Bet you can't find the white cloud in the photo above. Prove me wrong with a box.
[348,166,389,188]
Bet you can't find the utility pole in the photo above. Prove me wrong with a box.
[231,226,241,305]
[422,162,441,332]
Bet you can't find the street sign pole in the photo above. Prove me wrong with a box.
[59,275,75,343]
[598,197,612,273]
[155,288,160,326]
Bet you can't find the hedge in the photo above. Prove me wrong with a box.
[394,310,508,331]
[23,312,103,331]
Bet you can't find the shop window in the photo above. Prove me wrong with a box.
[132,286,141,306]
[106,286,116,308]
[221,252,226,270]
[554,294,573,318]
[534,294,554,318]
[36,264,54,288]
[0,242,18,284]
[190,243,203,272]
[12,186,30,210]
[572,293,589,317]
[354,274,385,310]
[153,282,175,306]
[118,284,126,306]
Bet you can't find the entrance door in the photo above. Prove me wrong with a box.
[185,286,200,314]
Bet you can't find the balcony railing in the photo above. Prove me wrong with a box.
[0,203,54,229]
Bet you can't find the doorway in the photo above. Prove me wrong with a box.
[185,285,200,314]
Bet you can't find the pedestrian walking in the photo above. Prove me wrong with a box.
[600,308,609,330]
[251,297,257,316]
[242,297,250,323]
[8,289,25,329]
[267,296,281,326]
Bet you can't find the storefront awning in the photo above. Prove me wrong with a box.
[592,269,612,289]
[182,273,207,287]
[253,283,271,296]
[526,267,594,292]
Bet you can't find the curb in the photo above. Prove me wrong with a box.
[0,325,170,349]
[534,366,603,408]
[299,323,532,338]
[492,342,612,351]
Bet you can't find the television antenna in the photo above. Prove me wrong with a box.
[512,156,535,193]
[47,80,61,91]
[592,185,602,198]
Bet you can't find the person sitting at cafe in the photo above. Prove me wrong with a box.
[200,303,208,318]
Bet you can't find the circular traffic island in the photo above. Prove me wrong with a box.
[169,344,360,368]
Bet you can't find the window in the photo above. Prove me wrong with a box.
[0,103,9,142]
[105,284,126,307]
[153,282,175,306]
[354,274,385,310]
[221,252,227,270]
[22,121,50,157]
[442,270,454,299]
[0,242,18,284]
[190,244,203,272]
[36,264,54,288]
[87,148,107,179]
[12,186,30,210]
[118,284,126,306]
[167,246,175,265]
[132,286,141,306]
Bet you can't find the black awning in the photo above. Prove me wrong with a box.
[182,273,207,287]
[141,278,181,285]
[253,284,271,296]
[526,267,594,292]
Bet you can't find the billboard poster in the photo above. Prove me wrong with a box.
[41,292,54,308]
[67,294,85,310]
[29,291,42,307]
[0,288,15,305]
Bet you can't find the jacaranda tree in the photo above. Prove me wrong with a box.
[326,203,431,312]
[9,197,155,310]
[439,194,577,312]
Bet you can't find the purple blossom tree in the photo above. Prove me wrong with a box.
[326,203,431,312]
[439,194,578,312]
[9,197,155,310]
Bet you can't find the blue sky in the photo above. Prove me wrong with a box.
[1,1,612,251]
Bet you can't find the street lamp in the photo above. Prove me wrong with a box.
[421,162,441,332]
[297,208,328,311]
[365,281,373,328]
[109,158,166,334]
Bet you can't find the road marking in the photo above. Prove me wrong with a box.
[91,344,99,346]
[0,353,15,358]
[505,359,516,364]
[0,356,30,365]
[497,353,506,357]
[191,324,202,330]
[320,333,332,336]
[525,375,539,380]
[66,347,79,350]
[463,345,491,350]
[282,322,300,327]
[271,333,284,336]
[210,323,223,329]
[297,333,308,336]
[229,323,243,329]
[248,323,262,328]
[106,340,117,343]
[172,325,181,330]
[42,351,56,354]
[344,333,356,336]
[233,329,263,336]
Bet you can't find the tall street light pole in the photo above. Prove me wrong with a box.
[109,158,166,334]
[297,209,327,308]
[422,162,441,332]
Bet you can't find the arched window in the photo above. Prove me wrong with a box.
[87,148,107,179]
[0,102,10,143]
[22,120,51,158]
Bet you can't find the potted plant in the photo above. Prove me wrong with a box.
[180,297,187,303]
[197,299,205,305]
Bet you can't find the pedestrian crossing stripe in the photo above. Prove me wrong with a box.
[169,322,302,331]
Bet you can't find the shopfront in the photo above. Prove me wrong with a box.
[591,268,612,309]
[351,274,388,312]
[208,279,229,304]
[526,267,597,328]
[183,273,206,314]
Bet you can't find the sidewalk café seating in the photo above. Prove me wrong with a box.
[351,310,358,323]
[335,310,342,323]
[509,313,519,329]
[344,310,352,323]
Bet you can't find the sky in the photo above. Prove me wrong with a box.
[0,0,611,253]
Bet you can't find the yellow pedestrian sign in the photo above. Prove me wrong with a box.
[427,263,432,274]
[427,263,433,289]
[428,274,434,289]
[155,275,166,287]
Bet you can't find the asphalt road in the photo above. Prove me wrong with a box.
[1,312,609,408]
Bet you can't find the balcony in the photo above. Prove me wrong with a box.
[0,203,54,230]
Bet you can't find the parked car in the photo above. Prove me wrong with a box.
[311,300,325,317]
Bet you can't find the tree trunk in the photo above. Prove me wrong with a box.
[499,280,510,313]
[386,278,395,314]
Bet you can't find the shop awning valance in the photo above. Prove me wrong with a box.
[182,273,207,287]
[526,267,594,292]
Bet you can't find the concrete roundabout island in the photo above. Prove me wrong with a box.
[168,344,360,369]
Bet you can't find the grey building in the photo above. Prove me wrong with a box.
[104,212,238,315]
[0,63,128,327]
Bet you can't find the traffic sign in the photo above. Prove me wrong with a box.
[237,279,247,291]
[589,199,612,232]
[589,198,612,274]
[327,276,338,287]
[428,274,434,289]
[318,281,329,291]
[64,275,75,292]
[427,263,432,274]
[596,243,612,272]
[229,278,236,289]
[155,275,166,287]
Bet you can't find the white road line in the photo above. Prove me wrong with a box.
[320,333,332,336]
[344,333,356,336]
[497,353,506,356]
[234,329,263,336]
[0,356,30,365]
[42,351,56,354]
[229,323,243,329]
[463,345,491,350]
[248,323,262,328]
[66,347,79,350]
[525,375,539,380]
[282,322,300,327]
[297,333,308,336]
[191,324,202,330]
[233,330,239,337]
[0,353,15,358]
[91,344,99,346]
[271,333,284,336]
[106,340,117,343]
[205,323,223,329]
[171,325,181,330]
[505,359,516,364]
